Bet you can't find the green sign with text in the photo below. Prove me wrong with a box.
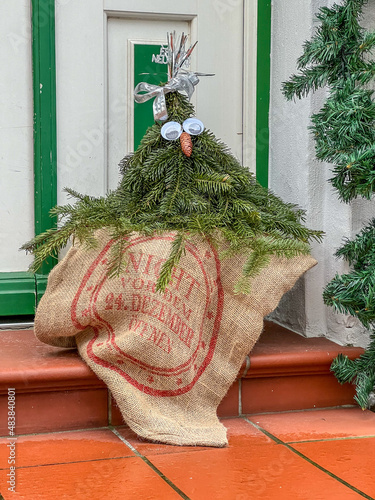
[134,44,168,150]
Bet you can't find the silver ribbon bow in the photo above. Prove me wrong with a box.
[134,72,200,121]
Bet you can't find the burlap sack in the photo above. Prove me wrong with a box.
[35,232,316,447]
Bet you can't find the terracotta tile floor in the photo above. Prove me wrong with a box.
[1,408,375,500]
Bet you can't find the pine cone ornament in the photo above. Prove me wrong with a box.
[180,132,193,157]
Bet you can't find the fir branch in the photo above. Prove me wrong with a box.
[156,232,186,292]
[194,173,234,195]
[323,271,375,328]
[323,219,375,329]
[331,331,375,409]
[335,218,375,267]
[21,226,73,273]
[106,237,130,279]
[283,65,336,100]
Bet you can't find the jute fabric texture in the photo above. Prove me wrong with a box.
[35,232,317,447]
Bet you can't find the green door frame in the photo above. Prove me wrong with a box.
[256,0,271,188]
[0,0,271,317]
[32,0,58,274]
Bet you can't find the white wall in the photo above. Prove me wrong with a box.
[0,0,34,272]
[269,0,373,347]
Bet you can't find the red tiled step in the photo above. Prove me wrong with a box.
[238,322,364,415]
[0,322,364,436]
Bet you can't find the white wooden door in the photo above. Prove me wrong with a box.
[55,0,256,203]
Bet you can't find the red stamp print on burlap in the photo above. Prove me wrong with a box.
[71,235,224,397]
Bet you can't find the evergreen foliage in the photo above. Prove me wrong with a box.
[324,219,375,408]
[331,333,375,409]
[323,220,375,329]
[283,0,375,203]
[283,0,375,408]
[22,90,322,293]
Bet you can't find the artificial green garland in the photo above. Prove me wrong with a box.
[283,0,375,408]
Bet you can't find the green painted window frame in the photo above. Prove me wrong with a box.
[0,1,271,317]
[0,0,56,317]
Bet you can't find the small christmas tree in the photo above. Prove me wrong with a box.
[283,0,375,408]
[23,33,322,294]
